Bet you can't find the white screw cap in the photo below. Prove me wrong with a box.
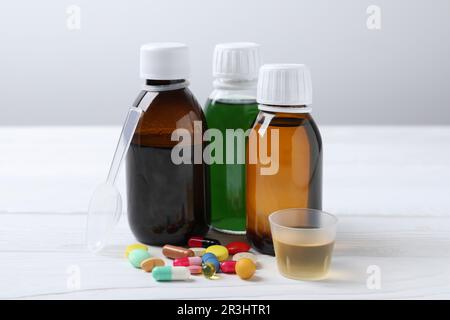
[213,42,261,80]
[257,64,312,106]
[140,42,190,80]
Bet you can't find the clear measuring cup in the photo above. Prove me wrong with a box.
[269,208,337,280]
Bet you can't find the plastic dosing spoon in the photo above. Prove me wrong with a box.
[86,107,143,253]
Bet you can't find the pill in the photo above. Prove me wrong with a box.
[173,256,202,267]
[188,265,202,275]
[128,248,151,268]
[201,252,217,262]
[140,257,165,272]
[201,253,220,272]
[125,243,148,257]
[225,241,251,255]
[188,236,221,248]
[202,262,216,279]
[220,261,236,274]
[152,266,190,281]
[205,245,229,261]
[190,247,206,257]
[232,252,257,264]
[162,245,194,259]
[203,258,220,272]
[235,258,256,280]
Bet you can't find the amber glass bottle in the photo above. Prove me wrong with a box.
[246,64,322,255]
[126,43,209,246]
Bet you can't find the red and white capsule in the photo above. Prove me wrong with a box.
[173,256,202,267]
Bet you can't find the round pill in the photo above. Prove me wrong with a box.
[220,260,236,274]
[128,248,151,268]
[232,252,257,264]
[225,241,251,255]
[235,258,256,280]
[190,247,206,257]
[188,265,202,275]
[125,243,148,257]
[140,257,165,272]
[205,245,229,262]
[202,262,216,279]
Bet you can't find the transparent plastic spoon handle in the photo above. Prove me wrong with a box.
[106,107,143,185]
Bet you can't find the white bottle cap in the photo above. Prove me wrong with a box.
[213,42,261,80]
[257,64,312,106]
[140,42,190,80]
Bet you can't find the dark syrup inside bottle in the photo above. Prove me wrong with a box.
[126,80,210,246]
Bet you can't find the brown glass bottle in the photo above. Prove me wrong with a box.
[246,111,322,255]
[126,80,210,246]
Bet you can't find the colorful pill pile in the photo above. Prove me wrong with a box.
[126,237,257,281]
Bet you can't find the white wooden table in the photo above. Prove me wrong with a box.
[1,126,450,299]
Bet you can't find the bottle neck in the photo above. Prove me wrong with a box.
[213,78,257,90]
[209,78,257,104]
[258,104,312,114]
[142,79,189,92]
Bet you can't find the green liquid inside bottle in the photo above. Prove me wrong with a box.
[204,98,258,234]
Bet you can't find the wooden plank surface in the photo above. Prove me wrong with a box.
[0,213,449,299]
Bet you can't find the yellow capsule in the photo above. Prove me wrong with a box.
[205,245,229,262]
[125,243,148,258]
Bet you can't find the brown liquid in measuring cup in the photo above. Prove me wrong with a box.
[273,239,334,280]
[126,80,210,246]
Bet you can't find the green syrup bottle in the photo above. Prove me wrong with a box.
[204,42,261,234]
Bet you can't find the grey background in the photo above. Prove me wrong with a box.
[0,0,449,125]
